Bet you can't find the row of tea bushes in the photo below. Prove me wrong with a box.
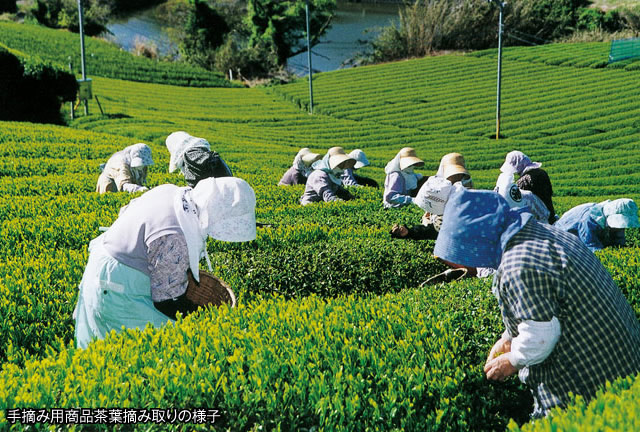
[0,22,233,87]
[273,49,640,154]
[0,280,534,431]
[510,374,640,432]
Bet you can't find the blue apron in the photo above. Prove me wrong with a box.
[73,235,173,349]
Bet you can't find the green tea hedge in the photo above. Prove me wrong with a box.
[0,45,76,124]
[0,281,532,431]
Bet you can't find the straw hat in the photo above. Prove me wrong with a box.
[398,147,424,170]
[348,149,370,169]
[327,146,356,170]
[441,153,469,181]
[299,148,322,165]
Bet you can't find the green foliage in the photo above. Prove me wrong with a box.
[0,21,235,87]
[30,0,111,36]
[362,0,598,64]
[158,0,230,71]
[0,283,531,431]
[0,45,77,124]
[509,373,640,431]
[576,7,625,32]
[0,0,16,13]
[179,0,229,69]
[246,0,337,66]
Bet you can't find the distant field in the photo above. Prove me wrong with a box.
[590,0,638,9]
[0,21,234,87]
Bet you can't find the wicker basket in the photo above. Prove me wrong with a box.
[185,270,236,308]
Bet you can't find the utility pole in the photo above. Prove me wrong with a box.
[78,0,89,115]
[488,0,505,140]
[305,0,314,114]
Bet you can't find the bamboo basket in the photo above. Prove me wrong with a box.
[185,270,236,308]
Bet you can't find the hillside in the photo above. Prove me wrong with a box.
[0,21,234,87]
[0,33,639,431]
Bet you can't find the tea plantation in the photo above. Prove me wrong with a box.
[1,24,639,430]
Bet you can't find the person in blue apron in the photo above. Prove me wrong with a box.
[554,198,639,252]
[166,131,233,188]
[73,176,256,349]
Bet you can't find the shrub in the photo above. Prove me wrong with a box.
[0,0,15,13]
[0,46,77,124]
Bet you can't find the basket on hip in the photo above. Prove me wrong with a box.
[185,269,237,308]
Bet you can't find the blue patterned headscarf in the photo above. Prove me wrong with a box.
[434,186,533,268]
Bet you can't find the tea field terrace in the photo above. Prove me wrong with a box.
[0,39,640,431]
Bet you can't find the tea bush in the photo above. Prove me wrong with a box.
[0,282,533,431]
[509,373,640,432]
[0,44,76,124]
[0,22,234,87]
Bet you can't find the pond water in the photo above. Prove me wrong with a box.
[288,1,400,75]
[105,1,400,74]
[104,7,177,58]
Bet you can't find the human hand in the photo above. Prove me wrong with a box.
[484,354,517,381]
[390,224,409,238]
[486,337,512,364]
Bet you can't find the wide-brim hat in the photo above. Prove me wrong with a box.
[433,187,528,269]
[603,198,640,229]
[398,147,424,171]
[349,149,370,169]
[327,147,356,170]
[300,148,322,165]
[441,153,469,181]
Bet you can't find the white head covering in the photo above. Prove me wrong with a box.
[166,131,211,173]
[500,151,541,176]
[385,149,422,192]
[348,149,370,170]
[312,153,342,185]
[126,143,153,168]
[602,198,640,229]
[414,176,452,214]
[173,177,256,281]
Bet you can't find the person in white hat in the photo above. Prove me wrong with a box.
[96,143,153,194]
[340,149,379,188]
[166,131,233,188]
[300,147,356,205]
[554,198,640,252]
[278,148,322,186]
[390,152,471,239]
[383,147,425,208]
[496,150,556,224]
[74,177,256,349]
